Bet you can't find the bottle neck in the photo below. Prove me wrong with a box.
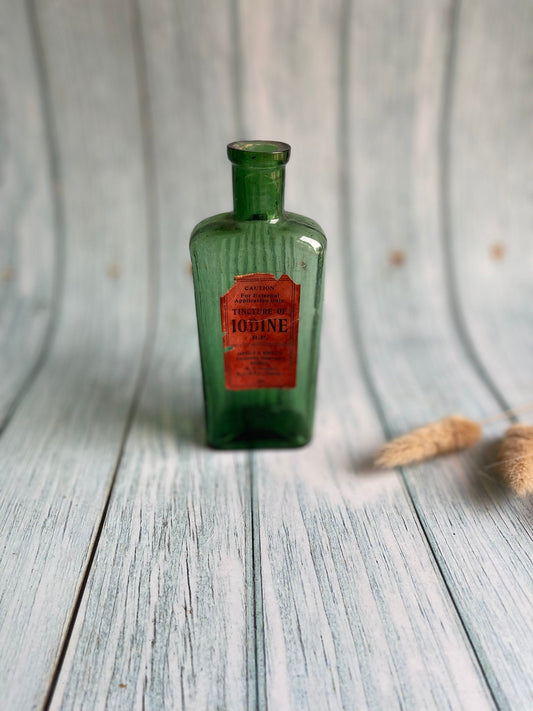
[232,165,285,221]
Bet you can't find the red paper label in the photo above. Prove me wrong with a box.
[220,273,301,390]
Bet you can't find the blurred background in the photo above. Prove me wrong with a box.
[2,0,533,423]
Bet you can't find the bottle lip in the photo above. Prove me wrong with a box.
[227,140,291,166]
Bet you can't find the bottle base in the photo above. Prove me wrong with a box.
[207,432,311,450]
[206,408,313,450]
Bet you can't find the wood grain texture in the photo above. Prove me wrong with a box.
[0,0,531,708]
[344,0,533,708]
[446,0,533,703]
[238,0,494,708]
[51,1,252,708]
[0,1,58,427]
[0,1,152,707]
[447,0,533,404]
[49,0,494,706]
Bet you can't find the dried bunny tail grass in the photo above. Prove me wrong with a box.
[375,415,482,468]
[497,424,533,496]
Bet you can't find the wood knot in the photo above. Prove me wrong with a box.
[1,267,14,282]
[489,243,506,261]
[106,263,121,280]
[389,249,405,266]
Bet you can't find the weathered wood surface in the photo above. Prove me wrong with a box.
[238,1,495,709]
[343,2,533,709]
[446,3,533,701]
[0,1,152,708]
[0,0,532,709]
[51,2,251,709]
[0,2,58,428]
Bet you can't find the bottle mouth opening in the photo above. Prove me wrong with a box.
[227,140,291,166]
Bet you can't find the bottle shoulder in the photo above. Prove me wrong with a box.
[190,212,234,242]
[190,211,326,254]
[283,211,326,246]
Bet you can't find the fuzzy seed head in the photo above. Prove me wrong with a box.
[498,424,533,496]
[375,415,482,468]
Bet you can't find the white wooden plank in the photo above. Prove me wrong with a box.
[237,0,495,708]
[446,2,533,705]
[50,1,251,708]
[0,1,58,426]
[344,0,533,707]
[448,0,533,403]
[0,1,152,708]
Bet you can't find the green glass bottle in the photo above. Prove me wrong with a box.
[190,141,326,448]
